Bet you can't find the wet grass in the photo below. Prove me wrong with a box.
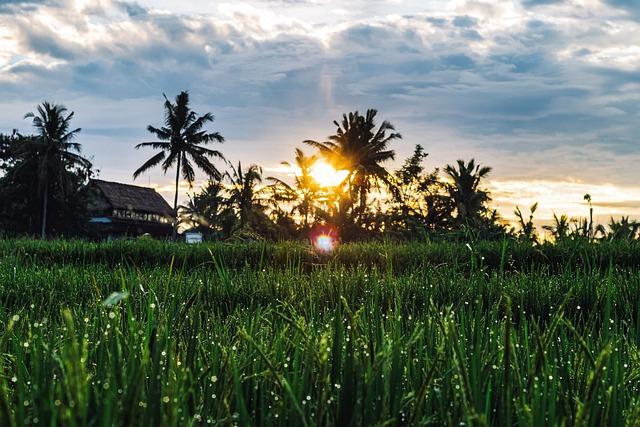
[0,239,639,425]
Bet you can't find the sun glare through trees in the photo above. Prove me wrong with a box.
[308,160,349,188]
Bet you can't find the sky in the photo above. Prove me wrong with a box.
[0,0,639,226]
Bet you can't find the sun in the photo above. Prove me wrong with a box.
[309,160,349,187]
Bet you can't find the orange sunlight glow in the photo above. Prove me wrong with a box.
[309,160,349,188]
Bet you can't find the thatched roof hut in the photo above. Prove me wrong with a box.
[88,179,173,237]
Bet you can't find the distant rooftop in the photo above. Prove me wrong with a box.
[90,179,173,217]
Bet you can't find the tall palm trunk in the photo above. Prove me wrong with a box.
[172,154,182,240]
[588,206,594,241]
[41,183,48,239]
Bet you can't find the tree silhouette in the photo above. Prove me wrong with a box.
[23,102,91,239]
[304,109,401,220]
[443,159,492,227]
[225,162,265,229]
[584,194,594,240]
[543,213,570,241]
[267,148,322,230]
[514,202,538,243]
[388,145,455,235]
[596,216,640,241]
[133,91,224,238]
[178,179,235,238]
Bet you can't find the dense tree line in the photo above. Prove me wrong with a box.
[0,104,94,237]
[1,92,639,242]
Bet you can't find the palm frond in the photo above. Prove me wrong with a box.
[133,151,166,179]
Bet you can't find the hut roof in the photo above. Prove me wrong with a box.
[90,179,173,217]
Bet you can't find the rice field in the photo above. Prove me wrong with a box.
[0,239,639,426]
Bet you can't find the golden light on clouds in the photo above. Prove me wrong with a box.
[490,180,640,225]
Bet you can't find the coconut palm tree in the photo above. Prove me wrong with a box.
[133,91,224,238]
[514,202,538,242]
[443,159,492,227]
[543,213,571,241]
[178,178,234,237]
[23,102,91,239]
[304,109,402,219]
[267,148,322,230]
[225,161,265,228]
[596,216,640,241]
[584,194,594,240]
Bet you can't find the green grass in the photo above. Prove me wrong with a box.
[0,239,639,425]
[4,237,640,272]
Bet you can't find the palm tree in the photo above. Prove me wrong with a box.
[543,213,570,241]
[178,179,232,235]
[304,109,402,219]
[584,194,594,240]
[225,161,265,228]
[133,91,224,238]
[570,217,590,239]
[23,102,91,239]
[443,159,492,226]
[596,216,640,241]
[514,202,538,242]
[267,148,322,229]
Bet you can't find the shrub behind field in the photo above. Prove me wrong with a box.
[3,238,640,272]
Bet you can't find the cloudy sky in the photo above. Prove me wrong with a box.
[1,0,639,224]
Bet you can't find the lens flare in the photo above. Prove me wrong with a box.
[315,235,335,252]
[310,224,339,254]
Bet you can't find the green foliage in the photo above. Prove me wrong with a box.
[386,145,456,238]
[444,158,493,227]
[544,213,572,242]
[225,161,267,230]
[0,239,639,425]
[514,202,539,243]
[597,216,640,241]
[0,102,94,238]
[133,91,225,237]
[6,238,640,272]
[178,179,236,238]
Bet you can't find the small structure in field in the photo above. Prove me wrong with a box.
[184,231,203,244]
[87,179,173,238]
